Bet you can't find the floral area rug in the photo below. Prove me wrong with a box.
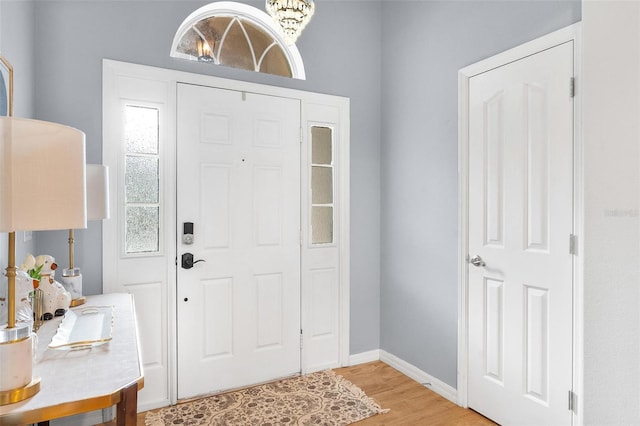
[145,370,389,425]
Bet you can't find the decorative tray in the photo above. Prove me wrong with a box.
[48,305,114,350]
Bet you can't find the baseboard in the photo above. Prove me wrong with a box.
[138,397,171,413]
[379,350,458,405]
[50,410,105,426]
[348,349,380,366]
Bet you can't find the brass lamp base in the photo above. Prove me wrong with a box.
[0,377,40,406]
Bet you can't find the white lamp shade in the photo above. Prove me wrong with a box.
[0,117,86,232]
[86,164,110,221]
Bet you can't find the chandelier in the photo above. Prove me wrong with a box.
[265,0,315,45]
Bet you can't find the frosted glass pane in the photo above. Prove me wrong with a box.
[242,18,272,62]
[219,20,254,70]
[312,207,333,244]
[124,105,159,154]
[312,166,333,204]
[260,46,292,78]
[126,206,159,253]
[311,127,332,165]
[125,156,159,203]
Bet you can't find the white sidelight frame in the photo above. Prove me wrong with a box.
[103,59,350,411]
[457,23,583,424]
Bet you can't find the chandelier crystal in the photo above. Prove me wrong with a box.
[265,0,315,45]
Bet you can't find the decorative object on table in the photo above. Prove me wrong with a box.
[265,0,315,45]
[13,272,34,323]
[0,114,86,405]
[19,253,42,288]
[0,270,33,325]
[18,253,71,321]
[34,255,71,320]
[30,288,44,332]
[18,253,45,330]
[60,164,110,307]
[145,369,389,425]
[48,305,114,350]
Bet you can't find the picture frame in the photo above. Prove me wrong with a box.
[0,55,13,117]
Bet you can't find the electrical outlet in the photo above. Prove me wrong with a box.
[23,231,32,242]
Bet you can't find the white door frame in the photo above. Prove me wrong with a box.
[103,59,350,409]
[457,23,583,423]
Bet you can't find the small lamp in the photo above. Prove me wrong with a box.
[0,116,86,405]
[60,164,109,306]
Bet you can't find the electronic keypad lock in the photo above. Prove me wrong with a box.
[183,222,194,245]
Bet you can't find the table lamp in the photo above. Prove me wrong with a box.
[0,116,86,405]
[60,164,109,306]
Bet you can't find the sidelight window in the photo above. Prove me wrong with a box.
[123,105,161,254]
[310,126,334,244]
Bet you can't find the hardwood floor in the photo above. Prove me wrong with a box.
[126,361,495,425]
[335,361,495,425]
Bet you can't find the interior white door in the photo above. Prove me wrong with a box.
[176,83,301,399]
[467,41,574,425]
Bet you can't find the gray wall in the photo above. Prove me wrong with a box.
[0,0,36,276]
[380,1,581,387]
[31,0,382,353]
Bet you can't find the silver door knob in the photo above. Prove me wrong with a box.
[468,255,486,267]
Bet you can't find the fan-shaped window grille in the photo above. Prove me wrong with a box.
[171,2,306,79]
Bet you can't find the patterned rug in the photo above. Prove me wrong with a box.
[145,370,389,425]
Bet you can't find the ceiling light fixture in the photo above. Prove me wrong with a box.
[265,0,315,45]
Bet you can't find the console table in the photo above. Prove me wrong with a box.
[0,293,144,425]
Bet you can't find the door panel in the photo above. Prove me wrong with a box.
[176,83,301,399]
[468,41,574,425]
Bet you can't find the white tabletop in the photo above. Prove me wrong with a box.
[0,293,144,424]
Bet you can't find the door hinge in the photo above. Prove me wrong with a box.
[568,390,577,412]
[300,127,304,144]
[300,329,303,349]
[569,234,577,255]
[570,77,576,98]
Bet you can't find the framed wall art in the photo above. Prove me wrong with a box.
[0,55,13,117]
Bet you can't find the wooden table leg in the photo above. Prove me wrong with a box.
[116,383,138,426]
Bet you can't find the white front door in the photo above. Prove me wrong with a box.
[176,83,301,399]
[467,41,574,425]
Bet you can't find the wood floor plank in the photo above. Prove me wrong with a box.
[110,361,495,425]
[335,361,495,425]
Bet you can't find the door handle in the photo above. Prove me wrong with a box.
[468,255,486,267]
[181,253,206,269]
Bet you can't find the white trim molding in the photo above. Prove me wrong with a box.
[349,349,458,404]
[348,350,380,366]
[380,351,458,405]
[348,349,459,405]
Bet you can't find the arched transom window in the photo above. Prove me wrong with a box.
[171,2,306,79]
